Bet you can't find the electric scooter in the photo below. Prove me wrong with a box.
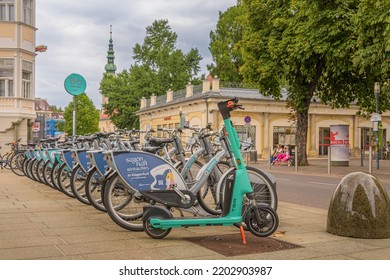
[142,98,279,242]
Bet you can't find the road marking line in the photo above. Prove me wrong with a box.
[275,177,289,181]
[309,181,335,186]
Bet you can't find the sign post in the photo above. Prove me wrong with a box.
[64,73,87,138]
[371,112,382,170]
[244,116,252,164]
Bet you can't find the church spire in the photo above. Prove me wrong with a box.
[104,25,117,75]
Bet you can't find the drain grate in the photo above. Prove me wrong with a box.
[185,233,302,257]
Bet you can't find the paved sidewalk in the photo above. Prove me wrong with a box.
[0,160,389,260]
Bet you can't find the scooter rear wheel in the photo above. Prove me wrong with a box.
[143,219,172,239]
[246,206,279,238]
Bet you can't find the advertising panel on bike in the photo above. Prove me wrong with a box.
[88,151,108,176]
[39,149,48,161]
[34,150,41,160]
[54,152,62,165]
[112,151,186,191]
[62,150,76,169]
[47,149,57,163]
[76,150,92,173]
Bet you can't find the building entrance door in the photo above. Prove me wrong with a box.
[319,127,330,156]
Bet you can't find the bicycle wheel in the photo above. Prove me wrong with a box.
[2,152,12,169]
[103,173,145,231]
[196,161,230,215]
[70,165,90,205]
[22,158,31,177]
[36,159,46,184]
[217,166,278,211]
[57,163,75,198]
[0,156,5,170]
[43,160,55,189]
[50,161,62,191]
[30,159,40,182]
[25,158,33,179]
[27,158,36,180]
[85,166,106,212]
[50,161,59,190]
[10,152,25,176]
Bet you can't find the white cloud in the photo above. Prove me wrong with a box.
[35,0,237,109]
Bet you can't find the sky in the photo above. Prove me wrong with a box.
[35,0,237,110]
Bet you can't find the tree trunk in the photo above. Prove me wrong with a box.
[296,108,309,166]
[296,58,325,166]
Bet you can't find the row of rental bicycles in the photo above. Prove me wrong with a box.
[11,98,279,241]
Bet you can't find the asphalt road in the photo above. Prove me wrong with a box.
[273,172,390,210]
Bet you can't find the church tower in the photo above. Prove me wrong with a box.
[104,25,117,75]
[99,25,117,132]
[101,25,116,106]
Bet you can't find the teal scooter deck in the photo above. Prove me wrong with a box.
[150,215,242,230]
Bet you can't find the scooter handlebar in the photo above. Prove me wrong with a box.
[217,98,244,120]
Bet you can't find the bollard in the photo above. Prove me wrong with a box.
[269,147,272,171]
[328,145,331,175]
[294,147,298,172]
[327,172,390,238]
[250,150,257,163]
[369,145,372,174]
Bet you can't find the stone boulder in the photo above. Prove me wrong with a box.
[327,172,390,238]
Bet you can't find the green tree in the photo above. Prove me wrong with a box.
[100,70,143,129]
[101,19,202,129]
[238,0,390,165]
[207,5,244,83]
[351,0,390,112]
[59,93,100,135]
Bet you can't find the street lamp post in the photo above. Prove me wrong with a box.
[374,82,381,169]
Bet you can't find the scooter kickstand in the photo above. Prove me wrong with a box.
[239,224,247,245]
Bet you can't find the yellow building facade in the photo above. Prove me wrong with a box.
[137,78,390,159]
[0,0,36,147]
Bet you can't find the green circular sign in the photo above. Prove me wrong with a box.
[64,73,87,96]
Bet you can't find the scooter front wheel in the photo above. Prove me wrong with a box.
[246,206,279,238]
[143,219,172,239]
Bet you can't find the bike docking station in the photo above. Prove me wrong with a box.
[139,98,279,243]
